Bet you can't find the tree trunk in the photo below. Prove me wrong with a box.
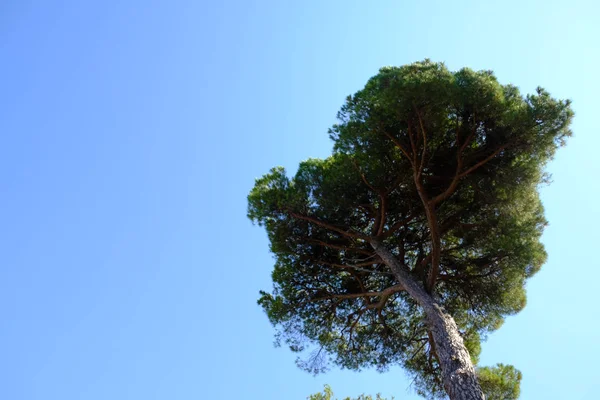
[371,239,485,400]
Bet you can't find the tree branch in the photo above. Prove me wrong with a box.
[305,238,373,256]
[352,159,379,193]
[408,124,418,165]
[412,161,441,293]
[380,212,418,239]
[432,138,511,205]
[364,284,405,310]
[429,119,477,206]
[318,260,393,276]
[415,107,428,177]
[290,212,367,240]
[312,284,405,302]
[458,144,508,178]
[376,193,388,236]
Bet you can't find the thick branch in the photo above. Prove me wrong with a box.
[415,108,428,177]
[412,167,442,293]
[352,159,379,193]
[319,259,382,268]
[305,238,373,256]
[380,212,418,239]
[407,124,418,165]
[376,193,388,236]
[431,158,463,206]
[413,253,432,277]
[458,144,508,178]
[290,212,367,240]
[432,142,510,205]
[318,260,392,275]
[380,126,414,165]
[312,284,405,302]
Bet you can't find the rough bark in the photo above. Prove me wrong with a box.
[371,239,485,400]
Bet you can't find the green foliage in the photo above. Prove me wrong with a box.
[308,385,393,400]
[307,370,519,400]
[249,60,572,397]
[478,364,522,400]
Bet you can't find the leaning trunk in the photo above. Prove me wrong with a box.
[424,303,484,400]
[371,239,485,400]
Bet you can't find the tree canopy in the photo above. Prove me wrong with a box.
[249,60,572,398]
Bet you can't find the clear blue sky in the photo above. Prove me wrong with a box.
[1,1,598,399]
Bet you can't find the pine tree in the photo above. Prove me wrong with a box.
[248,60,572,399]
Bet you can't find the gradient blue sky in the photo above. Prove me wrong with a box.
[1,1,599,399]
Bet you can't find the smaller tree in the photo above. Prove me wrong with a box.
[308,385,393,400]
[307,370,518,400]
[478,364,522,400]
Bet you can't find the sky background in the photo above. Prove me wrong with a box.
[1,1,599,399]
